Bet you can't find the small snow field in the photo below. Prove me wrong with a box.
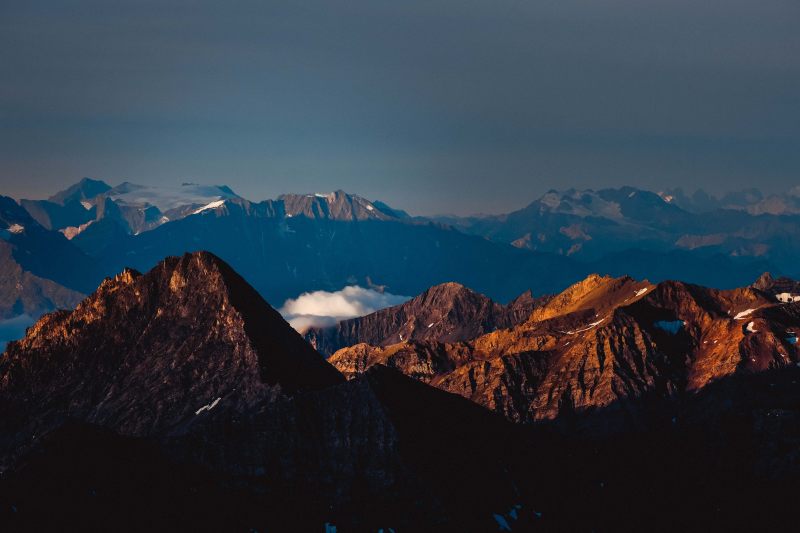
[564,318,605,335]
[192,200,226,215]
[195,397,221,415]
[734,309,756,320]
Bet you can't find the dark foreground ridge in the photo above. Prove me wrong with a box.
[2,254,800,530]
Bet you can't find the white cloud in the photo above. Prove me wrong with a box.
[279,286,408,333]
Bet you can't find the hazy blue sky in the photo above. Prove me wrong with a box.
[1,0,798,215]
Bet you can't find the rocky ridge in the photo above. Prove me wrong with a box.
[305,281,549,356]
[0,252,532,530]
[330,273,800,422]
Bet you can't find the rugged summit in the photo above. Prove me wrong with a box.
[305,282,549,356]
[3,256,800,530]
[330,273,800,422]
[0,252,343,462]
[278,190,397,221]
[0,253,541,530]
[752,271,800,298]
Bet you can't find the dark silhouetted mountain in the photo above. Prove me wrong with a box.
[2,257,800,530]
[305,282,550,356]
[0,253,541,530]
[0,252,343,455]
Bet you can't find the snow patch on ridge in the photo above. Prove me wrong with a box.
[195,397,221,415]
[192,199,226,215]
[564,318,605,335]
[734,308,756,320]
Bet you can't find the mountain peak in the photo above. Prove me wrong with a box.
[526,273,647,323]
[278,190,398,221]
[307,281,543,356]
[48,178,111,206]
[1,251,342,441]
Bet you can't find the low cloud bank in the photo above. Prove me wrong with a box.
[280,286,409,333]
[0,314,36,352]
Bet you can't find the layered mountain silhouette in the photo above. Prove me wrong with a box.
[0,243,84,320]
[1,195,100,295]
[8,180,785,309]
[0,252,536,530]
[436,186,800,279]
[305,281,550,356]
[330,272,800,423]
[3,253,800,529]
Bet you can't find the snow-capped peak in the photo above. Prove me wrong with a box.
[106,183,239,212]
[192,199,227,215]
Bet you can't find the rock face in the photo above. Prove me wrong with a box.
[278,190,398,221]
[752,271,800,298]
[330,273,800,422]
[0,252,534,531]
[1,196,100,294]
[3,255,800,530]
[0,252,343,460]
[305,282,550,356]
[0,242,84,320]
[19,177,110,231]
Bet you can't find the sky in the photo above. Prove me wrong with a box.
[1,0,798,215]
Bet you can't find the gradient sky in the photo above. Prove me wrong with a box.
[1,0,798,215]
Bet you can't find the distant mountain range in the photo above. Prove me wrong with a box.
[1,179,798,335]
[434,186,800,274]
[3,252,800,529]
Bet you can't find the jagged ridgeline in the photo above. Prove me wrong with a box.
[2,252,800,530]
[328,273,800,422]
